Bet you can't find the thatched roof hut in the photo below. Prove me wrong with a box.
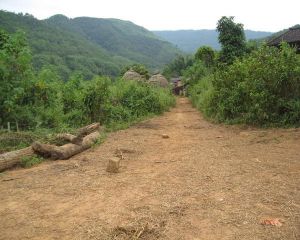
[122,70,145,82]
[148,74,169,88]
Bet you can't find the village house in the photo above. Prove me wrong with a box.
[268,26,300,52]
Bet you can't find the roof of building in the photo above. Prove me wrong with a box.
[122,70,145,82]
[148,74,169,88]
[268,26,300,46]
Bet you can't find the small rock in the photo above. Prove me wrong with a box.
[162,134,169,139]
[261,218,283,227]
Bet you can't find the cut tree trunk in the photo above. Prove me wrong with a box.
[0,147,34,172]
[0,123,101,171]
[32,131,100,160]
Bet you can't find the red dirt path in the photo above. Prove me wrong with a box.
[1,98,299,239]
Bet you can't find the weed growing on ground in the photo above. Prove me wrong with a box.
[20,155,44,168]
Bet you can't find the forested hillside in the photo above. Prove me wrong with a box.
[153,29,273,52]
[0,11,181,79]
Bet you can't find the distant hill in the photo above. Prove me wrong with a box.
[0,11,181,79]
[153,29,273,53]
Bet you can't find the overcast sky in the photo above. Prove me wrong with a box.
[0,0,299,32]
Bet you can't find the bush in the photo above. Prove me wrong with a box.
[195,46,215,68]
[190,43,300,126]
[189,74,215,117]
[183,60,209,87]
[106,80,175,125]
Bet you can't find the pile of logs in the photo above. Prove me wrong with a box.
[0,123,101,172]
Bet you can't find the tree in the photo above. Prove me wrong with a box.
[162,54,193,78]
[216,16,246,65]
[195,46,215,67]
[0,30,33,128]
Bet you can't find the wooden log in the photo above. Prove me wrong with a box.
[32,131,100,160]
[0,147,34,172]
[0,123,101,171]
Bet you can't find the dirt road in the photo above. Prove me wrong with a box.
[1,98,299,240]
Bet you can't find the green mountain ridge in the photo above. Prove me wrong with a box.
[153,29,273,53]
[0,11,181,79]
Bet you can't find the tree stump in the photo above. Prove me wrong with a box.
[106,157,120,173]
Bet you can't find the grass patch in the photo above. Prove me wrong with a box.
[20,155,44,168]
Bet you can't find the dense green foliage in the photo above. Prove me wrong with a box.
[186,17,300,127]
[195,46,215,67]
[162,54,193,78]
[217,16,246,65]
[183,60,209,86]
[0,11,181,79]
[0,30,175,133]
[189,43,300,126]
[153,29,272,53]
[0,30,33,128]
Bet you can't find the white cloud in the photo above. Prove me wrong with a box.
[0,0,299,31]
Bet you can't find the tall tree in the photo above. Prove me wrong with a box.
[217,16,246,65]
[0,30,33,127]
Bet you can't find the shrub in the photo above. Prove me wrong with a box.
[191,43,300,126]
[106,80,175,125]
[183,60,208,87]
[195,46,215,68]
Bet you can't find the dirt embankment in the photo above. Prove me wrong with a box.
[0,98,299,240]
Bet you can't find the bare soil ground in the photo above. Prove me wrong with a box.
[0,98,299,240]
